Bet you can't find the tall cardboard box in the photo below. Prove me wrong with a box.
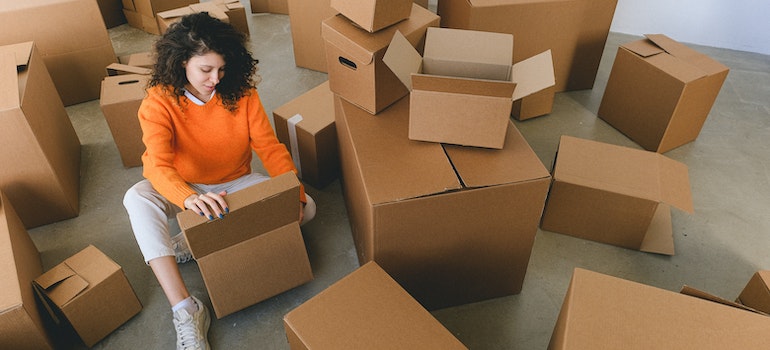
[284,262,468,350]
[322,4,439,114]
[273,81,340,189]
[540,136,694,255]
[549,268,770,349]
[335,95,551,310]
[33,245,143,348]
[250,0,288,14]
[738,271,770,314]
[100,64,152,168]
[0,42,81,229]
[597,34,730,153]
[177,173,313,318]
[0,191,54,350]
[330,0,413,33]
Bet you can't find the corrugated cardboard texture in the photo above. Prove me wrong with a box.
[100,73,150,168]
[738,271,770,315]
[284,262,468,349]
[423,27,513,80]
[330,0,413,33]
[250,0,288,14]
[549,268,770,349]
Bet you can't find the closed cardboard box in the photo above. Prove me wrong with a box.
[0,191,54,350]
[0,42,81,229]
[178,173,313,318]
[250,0,288,14]
[549,268,770,349]
[597,34,730,153]
[335,95,551,310]
[100,65,152,168]
[33,245,143,348]
[330,0,413,33]
[540,136,694,255]
[273,81,340,189]
[284,262,468,350]
[0,0,118,106]
[738,271,770,315]
[322,4,439,114]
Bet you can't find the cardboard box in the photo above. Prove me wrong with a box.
[549,268,770,349]
[177,172,313,318]
[123,0,198,34]
[322,4,439,114]
[0,191,54,350]
[334,95,551,310]
[540,135,694,255]
[330,0,413,33]
[250,0,288,14]
[0,0,118,106]
[98,0,127,28]
[33,245,142,348]
[214,0,249,36]
[511,86,556,121]
[738,271,770,314]
[0,42,81,229]
[283,262,468,350]
[156,2,230,35]
[100,65,152,168]
[438,0,617,93]
[273,81,340,189]
[118,51,155,68]
[597,34,730,153]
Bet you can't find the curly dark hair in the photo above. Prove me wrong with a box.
[149,12,258,112]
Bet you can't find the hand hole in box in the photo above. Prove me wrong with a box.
[118,80,140,85]
[338,56,357,70]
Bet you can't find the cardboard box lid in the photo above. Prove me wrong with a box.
[680,285,768,316]
[511,50,555,101]
[422,27,513,81]
[622,34,729,84]
[105,63,151,76]
[100,74,150,105]
[645,34,729,76]
[273,81,335,135]
[553,135,694,214]
[0,42,33,111]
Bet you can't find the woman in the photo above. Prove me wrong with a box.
[123,12,315,350]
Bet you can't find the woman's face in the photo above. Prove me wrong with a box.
[183,51,226,100]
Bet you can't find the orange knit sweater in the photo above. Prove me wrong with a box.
[138,85,305,209]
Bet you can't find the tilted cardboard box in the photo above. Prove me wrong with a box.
[598,34,730,153]
[177,172,313,318]
[540,136,694,255]
[250,0,288,14]
[330,0,413,33]
[100,64,152,168]
[284,262,468,350]
[335,95,551,310]
[0,42,81,228]
[738,271,770,315]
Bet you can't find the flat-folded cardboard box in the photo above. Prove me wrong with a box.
[123,0,198,34]
[0,42,81,229]
[549,268,770,349]
[384,27,554,148]
[738,270,770,314]
[100,64,152,168]
[177,172,313,318]
[284,262,468,350]
[157,0,249,36]
[0,0,118,106]
[322,4,439,115]
[438,0,617,93]
[33,245,142,348]
[273,81,340,189]
[598,34,730,153]
[250,0,288,14]
[334,95,551,310]
[540,135,694,255]
[0,191,54,350]
[330,0,413,33]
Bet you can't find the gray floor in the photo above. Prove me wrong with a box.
[27,1,770,349]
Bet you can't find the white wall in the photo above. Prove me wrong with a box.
[610,0,770,55]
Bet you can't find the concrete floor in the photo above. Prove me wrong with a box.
[27,1,770,349]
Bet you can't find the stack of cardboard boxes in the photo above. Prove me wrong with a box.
[122,0,198,34]
[156,0,249,36]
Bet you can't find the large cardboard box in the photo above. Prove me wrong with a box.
[177,173,313,318]
[250,0,288,14]
[0,191,54,350]
[540,136,694,255]
[334,95,551,310]
[322,4,439,115]
[0,42,81,229]
[100,64,152,168]
[98,0,128,28]
[123,0,198,34]
[0,0,118,106]
[438,0,617,93]
[283,262,468,350]
[738,271,770,314]
[549,268,770,349]
[330,0,413,33]
[273,81,340,189]
[597,34,730,153]
[33,245,142,348]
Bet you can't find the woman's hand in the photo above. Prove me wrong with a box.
[185,191,229,220]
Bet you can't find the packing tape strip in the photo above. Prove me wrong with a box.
[287,114,303,179]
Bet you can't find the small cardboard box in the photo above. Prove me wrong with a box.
[33,245,142,348]
[330,0,413,33]
[177,173,313,318]
[214,0,249,36]
[100,64,152,168]
[123,0,198,34]
[737,271,770,314]
[0,42,81,229]
[284,262,468,350]
[273,81,340,189]
[334,95,551,310]
[157,1,248,36]
[322,4,439,115]
[0,191,54,350]
[250,0,288,14]
[118,51,155,69]
[540,135,694,255]
[597,34,730,153]
[549,268,770,349]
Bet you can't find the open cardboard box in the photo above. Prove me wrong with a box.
[384,27,554,149]
[330,0,413,33]
[100,64,152,168]
[737,270,770,314]
[157,0,248,36]
[123,0,198,35]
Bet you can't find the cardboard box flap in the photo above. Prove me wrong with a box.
[681,285,768,316]
[1,41,34,69]
[189,3,229,21]
[0,52,20,111]
[34,264,89,307]
[412,74,516,98]
[638,203,674,255]
[627,35,707,83]
[645,34,729,76]
[623,39,665,58]
[156,6,194,20]
[422,27,513,81]
[382,30,422,91]
[656,154,694,213]
[105,63,151,76]
[510,50,556,101]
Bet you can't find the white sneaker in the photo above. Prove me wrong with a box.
[173,296,211,350]
[171,232,193,264]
